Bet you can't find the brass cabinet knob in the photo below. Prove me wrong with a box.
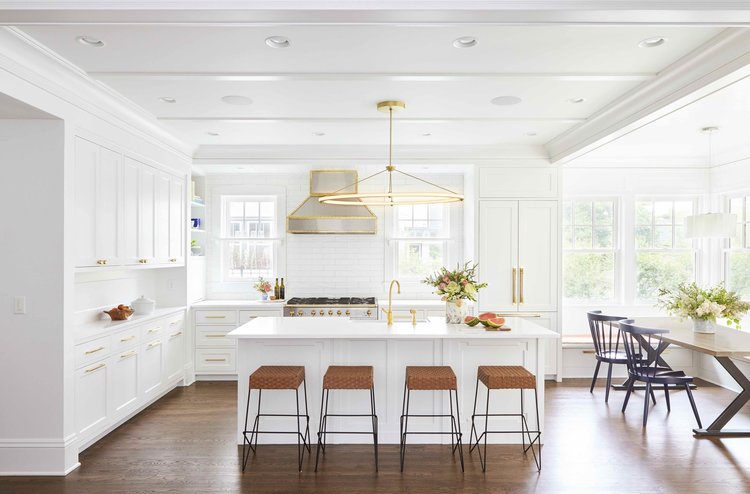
[169,258,177,263]
[96,259,108,265]
[139,258,148,264]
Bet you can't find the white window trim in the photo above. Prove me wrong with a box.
[722,192,750,299]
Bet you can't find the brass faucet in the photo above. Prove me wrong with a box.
[382,279,401,325]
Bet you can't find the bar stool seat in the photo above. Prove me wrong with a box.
[406,365,457,390]
[478,365,536,390]
[249,365,305,389]
[323,365,374,389]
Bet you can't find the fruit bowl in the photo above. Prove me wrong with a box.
[103,305,134,321]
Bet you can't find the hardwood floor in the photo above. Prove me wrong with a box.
[3,379,750,493]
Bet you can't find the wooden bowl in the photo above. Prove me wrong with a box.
[103,307,134,321]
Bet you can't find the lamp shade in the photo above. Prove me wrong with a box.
[684,213,737,238]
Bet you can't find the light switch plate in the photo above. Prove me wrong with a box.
[14,296,26,314]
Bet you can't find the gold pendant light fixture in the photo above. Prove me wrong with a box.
[318,100,464,206]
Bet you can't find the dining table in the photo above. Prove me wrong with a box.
[629,317,750,438]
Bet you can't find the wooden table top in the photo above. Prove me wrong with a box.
[631,317,750,358]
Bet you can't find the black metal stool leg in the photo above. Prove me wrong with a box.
[479,385,489,472]
[296,387,304,471]
[303,379,311,453]
[469,377,480,452]
[453,388,465,472]
[400,387,411,472]
[242,388,253,471]
[314,387,326,472]
[371,387,379,472]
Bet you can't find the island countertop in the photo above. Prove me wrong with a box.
[226,316,559,340]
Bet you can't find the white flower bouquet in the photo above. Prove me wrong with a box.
[656,282,750,329]
[422,262,488,303]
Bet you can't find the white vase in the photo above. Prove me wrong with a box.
[446,300,468,324]
[692,318,716,334]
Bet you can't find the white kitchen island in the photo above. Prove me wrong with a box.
[227,317,558,445]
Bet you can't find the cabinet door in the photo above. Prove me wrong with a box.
[140,339,163,399]
[164,326,184,382]
[524,313,559,378]
[168,176,185,264]
[154,172,171,263]
[518,201,558,312]
[73,138,98,267]
[75,359,108,437]
[139,165,157,262]
[110,348,139,418]
[478,201,518,312]
[96,147,121,265]
[121,157,140,265]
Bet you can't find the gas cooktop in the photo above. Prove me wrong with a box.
[285,297,377,306]
[283,296,379,319]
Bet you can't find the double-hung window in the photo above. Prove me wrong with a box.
[220,196,277,280]
[634,199,695,303]
[724,195,750,298]
[562,199,618,304]
[393,204,450,281]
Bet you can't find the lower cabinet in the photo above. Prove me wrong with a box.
[164,325,185,382]
[110,348,139,419]
[75,358,109,438]
[140,338,164,399]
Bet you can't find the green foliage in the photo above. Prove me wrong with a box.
[726,251,750,299]
[563,252,614,302]
[636,252,693,303]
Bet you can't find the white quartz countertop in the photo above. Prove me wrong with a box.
[192,299,286,308]
[75,306,186,344]
[378,299,451,308]
[227,316,558,340]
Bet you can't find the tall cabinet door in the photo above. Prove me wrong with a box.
[74,138,98,267]
[139,165,157,263]
[154,171,171,263]
[518,201,558,312]
[95,147,121,265]
[478,201,518,312]
[168,176,185,264]
[121,157,140,265]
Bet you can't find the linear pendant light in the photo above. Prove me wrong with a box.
[318,100,464,206]
[684,127,736,238]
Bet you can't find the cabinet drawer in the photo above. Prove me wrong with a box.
[239,309,281,324]
[196,325,237,348]
[195,348,236,373]
[141,321,165,342]
[75,335,112,369]
[165,313,185,332]
[195,310,237,325]
[112,326,141,352]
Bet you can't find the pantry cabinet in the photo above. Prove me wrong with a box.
[73,136,186,269]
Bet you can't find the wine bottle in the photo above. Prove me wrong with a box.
[280,278,285,300]
[274,278,280,300]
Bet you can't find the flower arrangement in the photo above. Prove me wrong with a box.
[422,262,488,304]
[656,282,750,329]
[253,277,273,294]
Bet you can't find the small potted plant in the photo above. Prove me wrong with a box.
[253,277,273,301]
[423,262,488,323]
[656,282,750,333]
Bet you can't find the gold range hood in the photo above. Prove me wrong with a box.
[287,170,377,234]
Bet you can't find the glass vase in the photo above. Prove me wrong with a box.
[692,318,716,334]
[261,292,268,301]
[446,300,468,324]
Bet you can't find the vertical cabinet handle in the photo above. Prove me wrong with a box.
[519,267,525,304]
[512,267,517,304]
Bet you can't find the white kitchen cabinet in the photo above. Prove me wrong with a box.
[164,324,185,383]
[478,200,557,313]
[154,171,171,264]
[121,157,141,265]
[74,137,120,267]
[139,164,157,263]
[140,338,163,399]
[479,167,558,199]
[110,348,139,419]
[168,176,185,265]
[75,358,109,438]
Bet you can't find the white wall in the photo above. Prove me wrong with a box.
[204,169,464,300]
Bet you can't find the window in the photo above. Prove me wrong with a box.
[724,196,750,298]
[393,204,449,280]
[562,200,617,303]
[221,196,277,280]
[634,200,695,303]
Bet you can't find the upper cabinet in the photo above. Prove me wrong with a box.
[478,167,558,199]
[73,136,186,269]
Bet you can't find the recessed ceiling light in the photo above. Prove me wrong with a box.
[313,131,326,137]
[524,132,538,137]
[638,36,668,48]
[265,36,290,48]
[422,132,433,137]
[701,126,719,133]
[568,97,586,104]
[206,131,220,136]
[453,36,478,48]
[77,35,105,47]
[159,96,177,104]
[491,96,522,106]
[221,95,253,106]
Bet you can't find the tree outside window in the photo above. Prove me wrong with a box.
[725,196,750,298]
[395,204,448,280]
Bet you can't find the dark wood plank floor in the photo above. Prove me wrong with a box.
[3,379,750,493]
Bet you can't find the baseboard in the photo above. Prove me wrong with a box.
[0,434,79,476]
[196,374,238,382]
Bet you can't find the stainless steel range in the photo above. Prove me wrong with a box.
[284,297,378,320]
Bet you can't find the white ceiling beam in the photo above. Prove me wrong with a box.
[158,117,586,123]
[3,2,750,25]
[545,27,750,164]
[90,72,655,83]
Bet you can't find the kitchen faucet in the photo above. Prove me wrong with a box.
[382,279,401,325]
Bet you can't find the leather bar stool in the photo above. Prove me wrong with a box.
[400,366,464,472]
[315,365,378,472]
[469,365,541,472]
[242,365,311,472]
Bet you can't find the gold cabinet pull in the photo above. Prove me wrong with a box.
[148,341,161,348]
[512,267,517,304]
[204,315,226,319]
[519,267,525,304]
[85,362,106,373]
[85,346,105,355]
[120,335,136,342]
[120,350,137,359]
[147,327,160,333]
[169,258,177,263]
[206,334,226,338]
[138,258,149,264]
[96,259,108,265]
[205,358,227,362]
[494,312,541,318]
[170,331,183,338]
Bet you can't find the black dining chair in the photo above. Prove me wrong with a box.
[586,311,629,403]
[618,319,702,428]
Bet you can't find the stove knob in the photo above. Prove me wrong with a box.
[289,311,295,317]
[328,310,334,316]
[366,310,372,316]
[310,310,315,316]
[337,310,342,316]
[345,310,351,316]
